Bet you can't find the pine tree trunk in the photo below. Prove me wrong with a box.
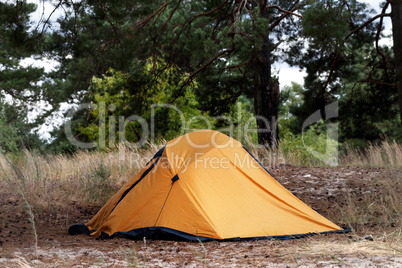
[391,0,402,122]
[254,1,280,148]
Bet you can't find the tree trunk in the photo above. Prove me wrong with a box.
[254,2,280,148]
[391,0,402,122]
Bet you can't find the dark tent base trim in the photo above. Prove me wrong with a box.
[68,224,350,242]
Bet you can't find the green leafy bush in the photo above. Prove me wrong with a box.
[79,58,214,147]
[0,117,19,153]
[279,119,339,166]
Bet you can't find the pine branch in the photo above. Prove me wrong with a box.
[323,9,392,93]
[1,87,37,102]
[344,13,391,40]
[169,46,235,105]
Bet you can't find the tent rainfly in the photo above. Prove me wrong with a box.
[69,130,345,241]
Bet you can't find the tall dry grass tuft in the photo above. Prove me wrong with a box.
[341,140,402,169]
[247,137,402,168]
[246,145,287,169]
[340,170,402,242]
[1,137,401,241]
[245,143,327,167]
[0,143,163,211]
[246,138,402,242]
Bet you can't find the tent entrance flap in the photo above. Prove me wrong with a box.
[154,174,179,227]
[112,147,165,212]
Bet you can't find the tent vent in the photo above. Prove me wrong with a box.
[171,174,179,182]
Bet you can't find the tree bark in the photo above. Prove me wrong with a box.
[254,2,280,148]
[391,0,402,122]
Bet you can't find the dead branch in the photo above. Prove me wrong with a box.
[97,0,120,44]
[354,79,396,87]
[266,4,302,18]
[271,40,283,50]
[230,31,254,41]
[133,2,169,28]
[162,0,182,27]
[219,61,250,70]
[269,1,302,31]
[41,0,64,34]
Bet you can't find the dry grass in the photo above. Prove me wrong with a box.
[247,144,330,167]
[0,139,401,242]
[0,143,162,211]
[340,170,402,239]
[340,140,402,169]
[338,140,402,241]
[1,139,401,267]
[1,140,400,208]
[274,235,402,264]
[246,145,288,168]
[247,138,402,169]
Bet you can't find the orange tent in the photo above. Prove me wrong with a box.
[69,130,344,241]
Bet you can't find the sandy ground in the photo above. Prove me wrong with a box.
[1,166,401,267]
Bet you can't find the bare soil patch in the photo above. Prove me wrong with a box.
[1,166,401,267]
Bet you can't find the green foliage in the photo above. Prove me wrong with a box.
[78,58,213,146]
[0,0,399,153]
[0,1,46,152]
[0,99,44,153]
[223,96,258,146]
[287,0,399,144]
[44,0,308,148]
[0,0,45,101]
[79,157,115,205]
[0,116,19,153]
[280,119,339,166]
[302,0,352,52]
[279,82,304,119]
[338,45,400,142]
[45,0,163,107]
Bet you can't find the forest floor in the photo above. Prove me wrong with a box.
[1,166,401,267]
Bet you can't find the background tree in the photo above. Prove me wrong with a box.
[0,1,44,101]
[2,0,399,153]
[391,0,402,121]
[78,59,212,147]
[0,0,45,151]
[142,0,305,147]
[287,0,400,144]
[44,0,167,150]
[42,0,308,148]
